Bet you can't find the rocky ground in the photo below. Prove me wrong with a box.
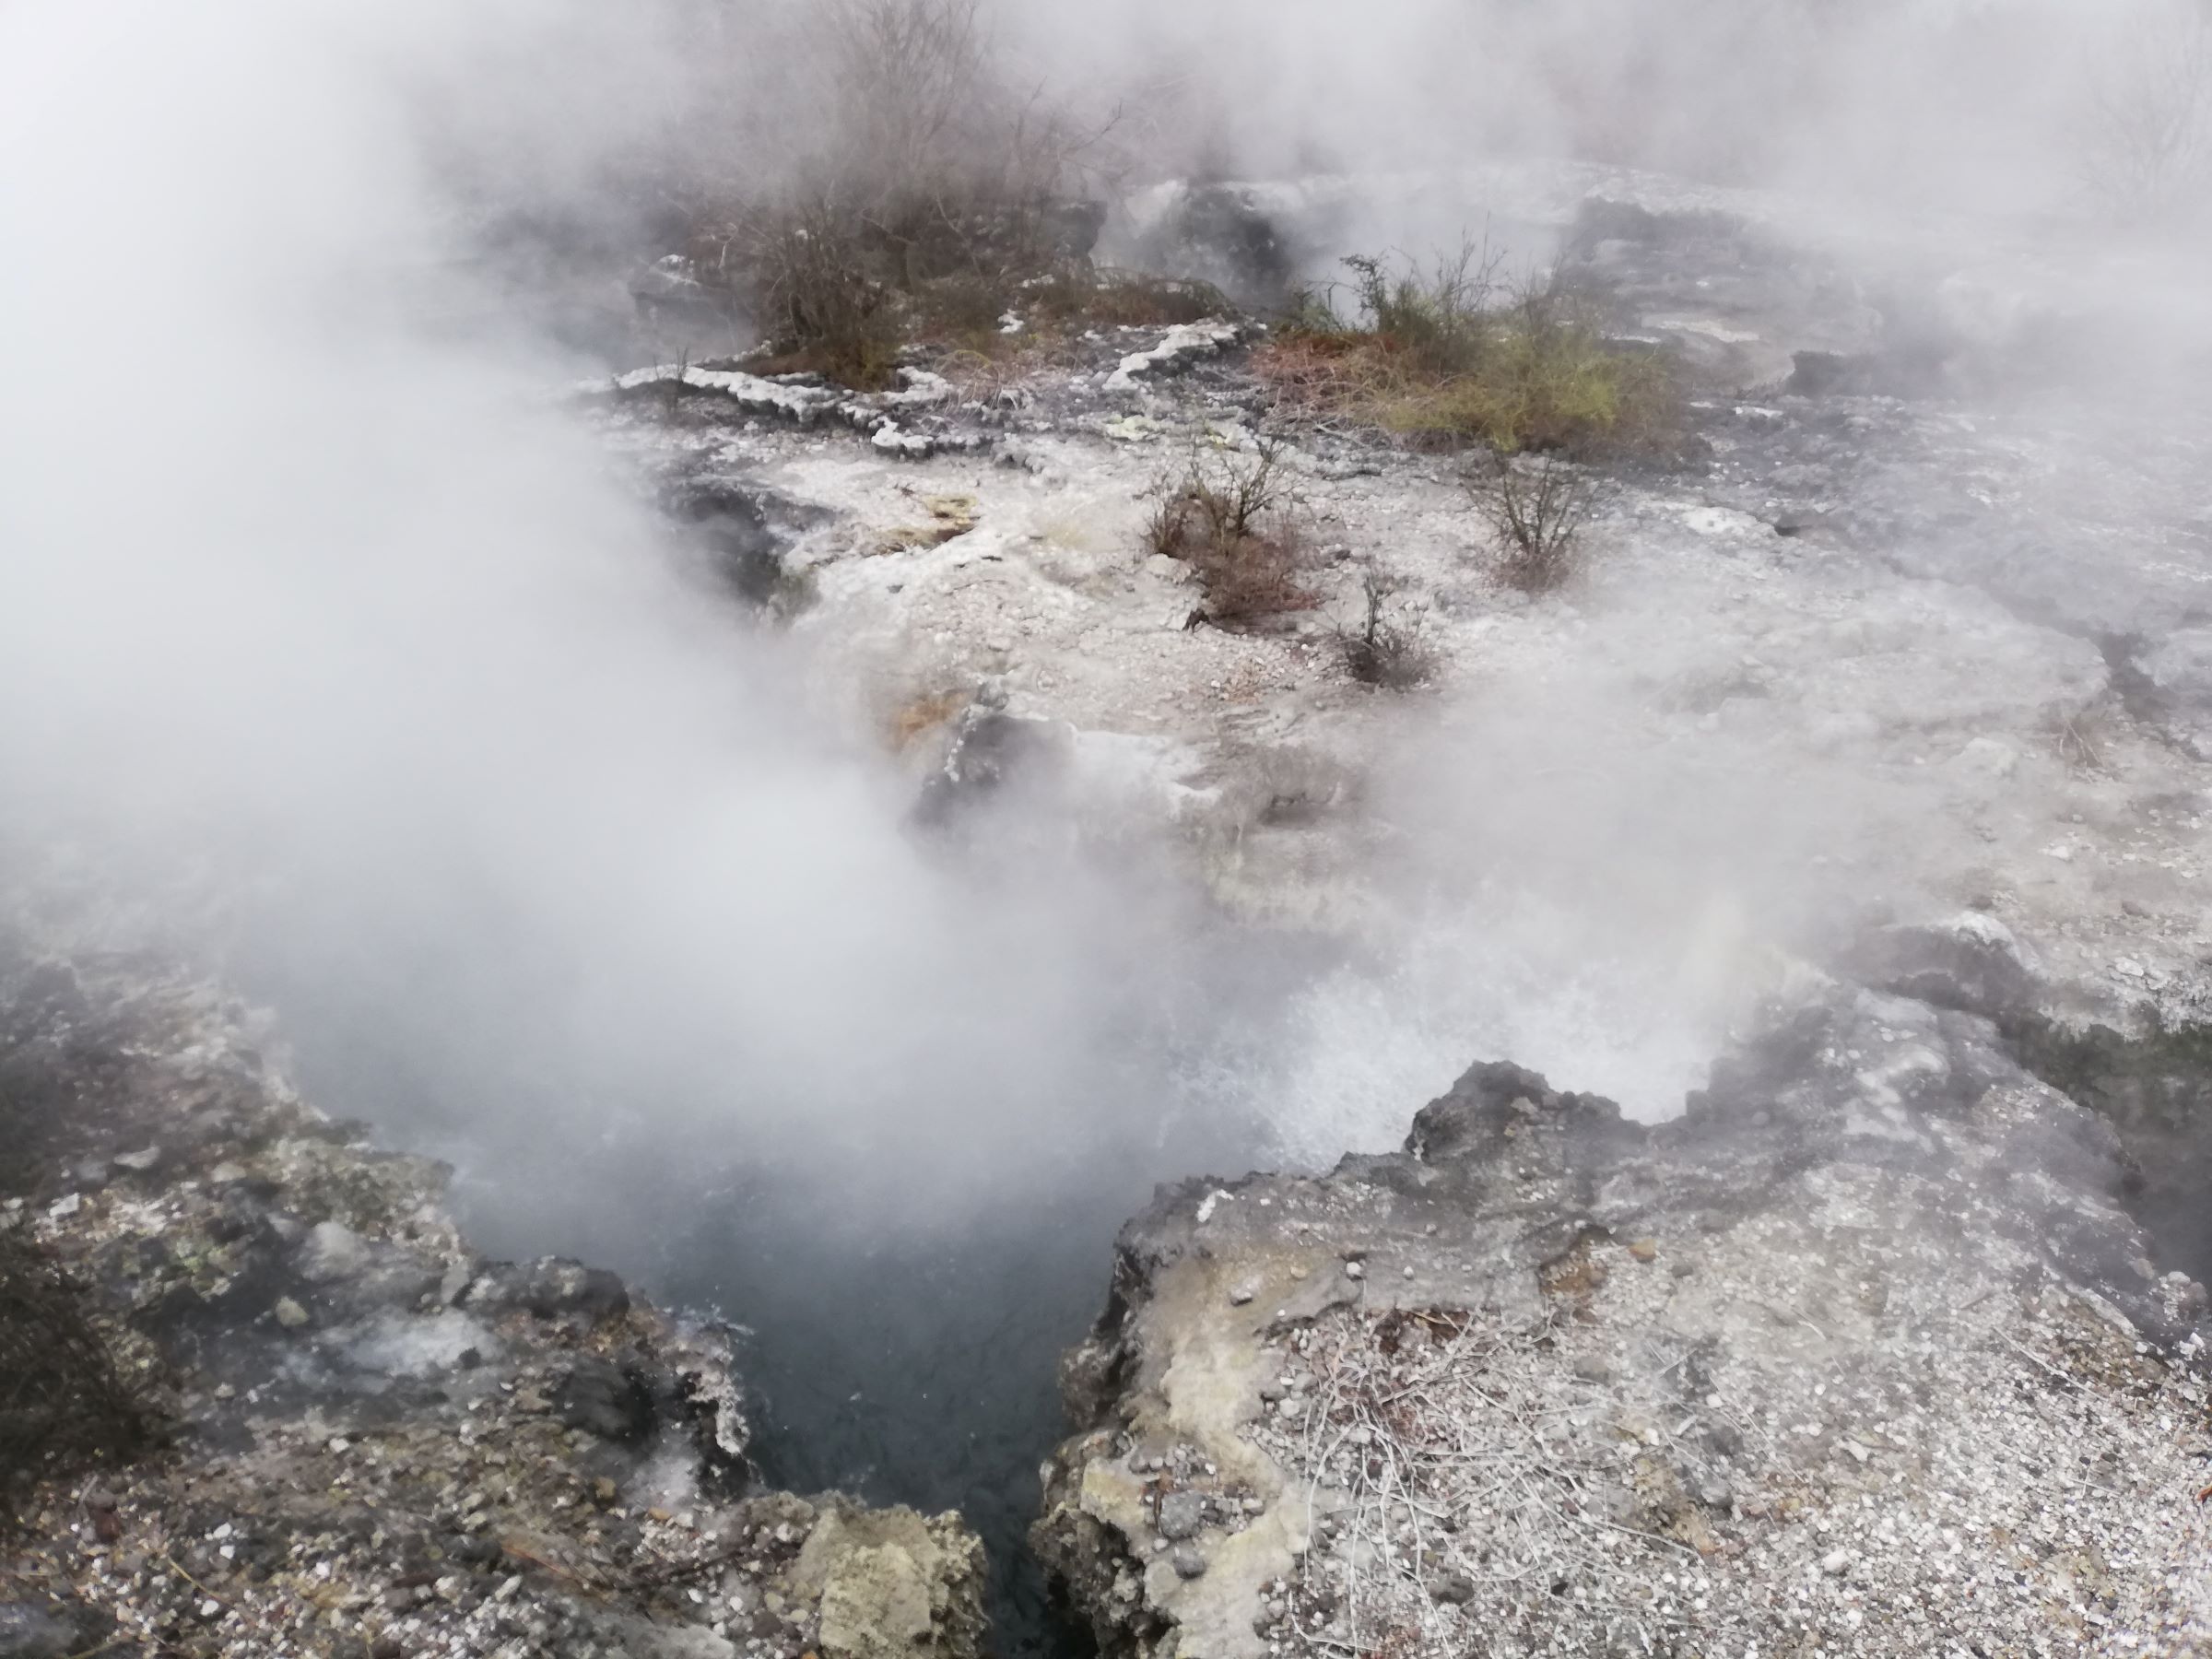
[1032,948,2212,1658]
[0,937,985,1659]
[582,163,2212,1017]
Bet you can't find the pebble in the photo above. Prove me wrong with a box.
[1170,1545,1207,1580]
[112,1146,163,1173]
[1157,1491,1206,1541]
[274,1297,310,1329]
[1820,1548,1853,1576]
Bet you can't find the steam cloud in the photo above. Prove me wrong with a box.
[0,0,1188,1222]
[1,0,2199,1246]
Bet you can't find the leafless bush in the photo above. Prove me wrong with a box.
[1466,447,1601,594]
[704,0,1117,382]
[2080,1,2212,221]
[1,1227,160,1524]
[737,194,904,387]
[2047,703,2114,774]
[819,0,1102,253]
[1338,571,1432,690]
[1147,437,1314,628]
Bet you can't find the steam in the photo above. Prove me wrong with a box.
[0,0,2197,1253]
[0,0,1226,1228]
[1008,0,2181,223]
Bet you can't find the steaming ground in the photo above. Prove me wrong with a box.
[7,4,2212,1657]
[239,888,1486,1652]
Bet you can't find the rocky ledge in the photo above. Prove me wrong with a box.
[1034,964,2212,1658]
[0,939,984,1659]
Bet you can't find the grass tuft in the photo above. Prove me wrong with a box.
[1258,241,1676,458]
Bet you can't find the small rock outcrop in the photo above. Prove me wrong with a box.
[1034,975,2212,1658]
[588,364,991,461]
[788,1503,985,1659]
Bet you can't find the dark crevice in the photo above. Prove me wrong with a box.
[2004,1012,2212,1288]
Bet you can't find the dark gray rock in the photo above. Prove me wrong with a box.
[1155,1490,1206,1541]
[467,1257,630,1324]
[551,1355,654,1442]
[912,711,1073,830]
[0,1601,97,1659]
[1845,916,2040,1021]
[296,1222,442,1316]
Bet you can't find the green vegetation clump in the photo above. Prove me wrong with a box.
[1261,243,1675,458]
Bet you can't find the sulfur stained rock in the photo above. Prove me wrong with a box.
[789,1500,986,1659]
[1036,980,2212,1659]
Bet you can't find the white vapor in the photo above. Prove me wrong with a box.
[0,0,1248,1229]
[2,0,2196,1246]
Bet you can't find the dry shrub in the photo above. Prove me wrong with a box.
[700,0,1117,387]
[1147,438,1314,628]
[1258,242,1676,458]
[731,197,906,389]
[1,1227,160,1524]
[2079,1,2212,222]
[815,0,1098,260]
[1466,447,1602,594]
[2046,703,2114,774]
[1338,571,1432,689]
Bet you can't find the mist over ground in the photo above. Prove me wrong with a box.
[9,6,2212,1655]
[4,0,2207,1229]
